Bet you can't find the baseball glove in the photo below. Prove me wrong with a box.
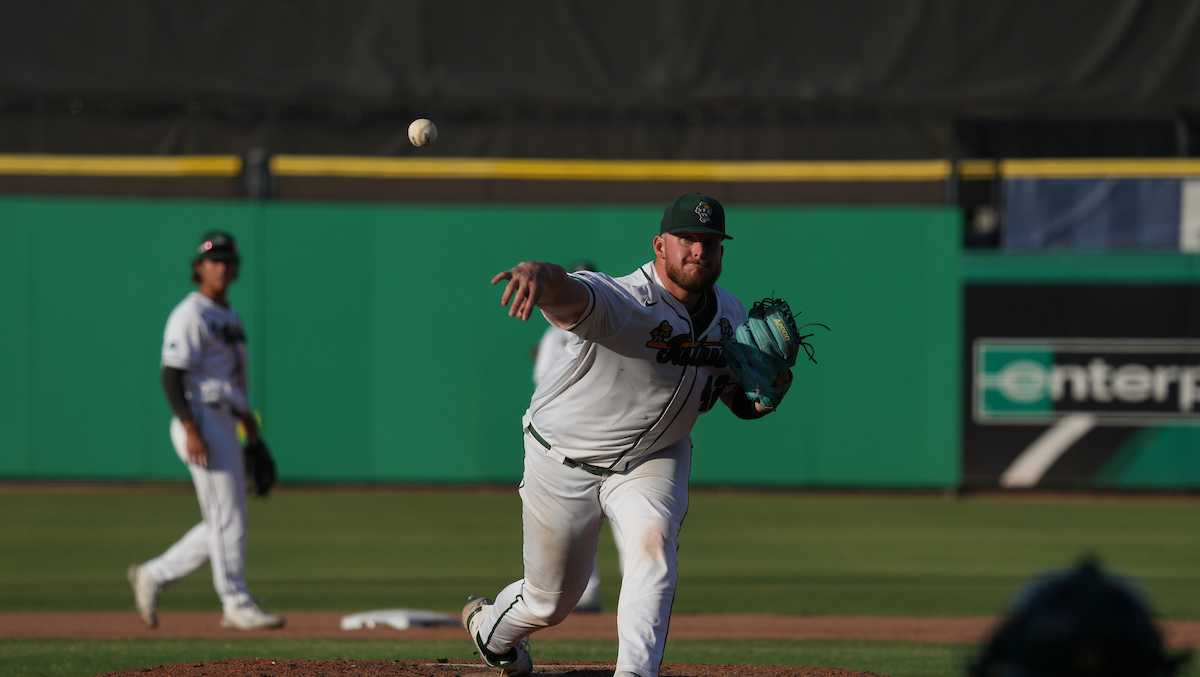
[721,297,829,410]
[243,438,277,497]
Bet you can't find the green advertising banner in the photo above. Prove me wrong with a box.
[1,198,961,488]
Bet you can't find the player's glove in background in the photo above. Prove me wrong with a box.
[721,297,829,410]
[243,439,277,497]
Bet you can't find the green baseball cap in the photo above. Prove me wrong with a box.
[660,192,732,240]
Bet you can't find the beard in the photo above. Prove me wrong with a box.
[665,257,721,293]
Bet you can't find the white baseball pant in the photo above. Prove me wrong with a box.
[472,433,690,677]
[142,406,253,612]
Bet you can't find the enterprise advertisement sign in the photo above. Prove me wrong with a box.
[964,284,1200,488]
[974,338,1200,425]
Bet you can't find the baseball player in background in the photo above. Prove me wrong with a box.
[464,193,774,677]
[126,231,285,630]
[531,259,622,614]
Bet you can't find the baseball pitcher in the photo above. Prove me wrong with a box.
[464,193,815,677]
[126,231,284,631]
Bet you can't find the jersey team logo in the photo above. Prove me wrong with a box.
[207,321,247,346]
[646,320,727,367]
[694,201,712,224]
[648,321,674,346]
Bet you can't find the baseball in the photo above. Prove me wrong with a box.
[408,118,437,147]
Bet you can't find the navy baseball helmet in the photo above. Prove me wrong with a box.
[970,557,1190,677]
[194,230,240,263]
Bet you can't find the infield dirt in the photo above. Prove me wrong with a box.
[99,658,887,676]
[17,611,1200,676]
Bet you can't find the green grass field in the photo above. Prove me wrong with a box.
[1,487,1197,676]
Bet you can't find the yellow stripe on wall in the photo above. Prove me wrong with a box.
[271,156,952,182]
[1002,158,1200,178]
[7,154,1197,182]
[0,155,242,177]
[959,159,998,180]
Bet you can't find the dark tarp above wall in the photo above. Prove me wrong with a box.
[4,0,1200,158]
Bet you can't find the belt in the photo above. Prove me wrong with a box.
[524,424,614,477]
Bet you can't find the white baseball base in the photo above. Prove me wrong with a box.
[340,608,458,631]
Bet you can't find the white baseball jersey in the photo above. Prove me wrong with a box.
[161,291,249,414]
[524,261,747,470]
[533,326,573,386]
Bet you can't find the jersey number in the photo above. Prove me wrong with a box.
[699,375,730,413]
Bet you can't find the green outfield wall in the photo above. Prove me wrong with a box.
[0,197,961,487]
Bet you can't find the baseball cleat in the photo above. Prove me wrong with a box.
[220,600,286,630]
[126,564,160,628]
[462,596,533,676]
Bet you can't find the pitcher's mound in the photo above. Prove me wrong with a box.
[100,658,890,676]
